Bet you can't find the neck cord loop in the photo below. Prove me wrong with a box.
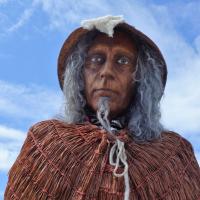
[95,106,130,200]
[109,139,130,200]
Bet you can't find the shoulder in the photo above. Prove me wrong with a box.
[161,131,194,154]
[29,119,74,132]
[28,119,79,138]
[27,119,104,144]
[128,130,198,169]
[127,131,200,197]
[159,131,199,173]
[129,130,194,154]
[22,119,77,149]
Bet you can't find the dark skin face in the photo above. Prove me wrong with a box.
[83,31,138,118]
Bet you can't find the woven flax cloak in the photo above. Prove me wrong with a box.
[5,119,200,199]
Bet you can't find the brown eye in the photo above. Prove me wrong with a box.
[117,56,129,65]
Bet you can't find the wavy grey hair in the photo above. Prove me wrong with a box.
[61,32,166,142]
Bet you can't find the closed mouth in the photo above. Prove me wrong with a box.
[93,88,117,95]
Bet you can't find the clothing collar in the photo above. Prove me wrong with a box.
[85,108,127,133]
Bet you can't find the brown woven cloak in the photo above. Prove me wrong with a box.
[4,119,200,199]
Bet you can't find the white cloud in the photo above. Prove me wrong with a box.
[7,7,35,33]
[0,80,62,172]
[195,35,200,53]
[0,80,62,122]
[35,0,112,30]
[8,9,32,32]
[0,125,25,141]
[161,46,200,134]
[0,144,21,171]
[5,0,41,33]
[0,125,26,171]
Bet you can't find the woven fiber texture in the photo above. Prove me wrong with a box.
[5,119,200,199]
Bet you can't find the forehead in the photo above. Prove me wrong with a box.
[88,31,138,55]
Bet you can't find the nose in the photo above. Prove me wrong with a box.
[99,59,115,80]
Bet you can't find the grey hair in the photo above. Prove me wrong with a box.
[61,34,166,142]
[62,40,87,123]
[127,45,165,142]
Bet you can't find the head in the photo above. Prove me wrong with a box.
[84,31,138,119]
[58,21,167,142]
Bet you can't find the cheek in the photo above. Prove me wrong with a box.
[113,76,135,113]
[120,74,134,99]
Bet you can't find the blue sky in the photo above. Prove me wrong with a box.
[0,0,200,198]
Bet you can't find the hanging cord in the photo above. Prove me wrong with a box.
[109,139,130,200]
[97,97,130,200]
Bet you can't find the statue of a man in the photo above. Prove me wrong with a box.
[5,15,200,200]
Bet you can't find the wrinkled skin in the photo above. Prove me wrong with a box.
[83,31,138,118]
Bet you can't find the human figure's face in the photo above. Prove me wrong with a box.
[83,31,138,118]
